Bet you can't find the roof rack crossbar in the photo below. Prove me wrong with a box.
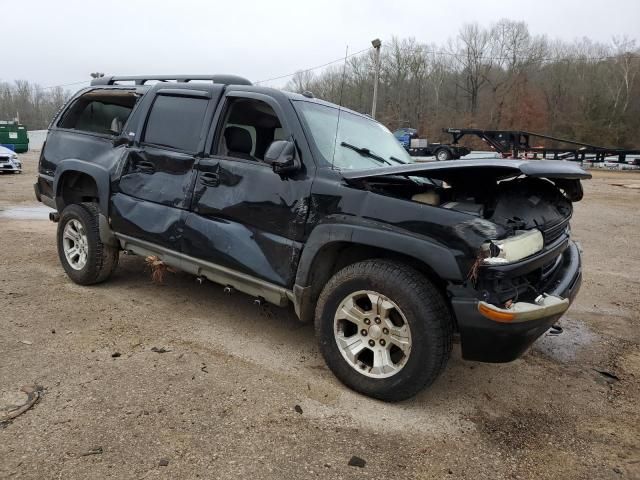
[91,75,252,86]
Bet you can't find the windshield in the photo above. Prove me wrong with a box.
[294,101,412,170]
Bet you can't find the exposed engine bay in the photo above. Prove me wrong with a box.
[342,160,590,308]
[353,174,574,239]
[341,160,587,236]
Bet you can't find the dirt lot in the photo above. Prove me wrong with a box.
[1,152,639,479]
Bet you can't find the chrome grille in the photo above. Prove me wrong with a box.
[542,218,569,246]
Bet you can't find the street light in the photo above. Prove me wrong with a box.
[371,38,382,119]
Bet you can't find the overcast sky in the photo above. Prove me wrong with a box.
[6,0,640,90]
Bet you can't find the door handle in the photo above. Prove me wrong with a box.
[200,172,220,187]
[134,160,155,172]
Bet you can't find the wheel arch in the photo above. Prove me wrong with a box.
[54,160,111,216]
[293,224,463,322]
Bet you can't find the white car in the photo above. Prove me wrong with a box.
[0,145,22,173]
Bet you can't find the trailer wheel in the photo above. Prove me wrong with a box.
[436,148,452,161]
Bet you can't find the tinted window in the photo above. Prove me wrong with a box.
[59,91,137,135]
[144,96,208,151]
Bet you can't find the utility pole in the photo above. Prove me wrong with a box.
[371,38,382,119]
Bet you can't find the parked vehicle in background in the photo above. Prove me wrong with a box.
[0,121,29,153]
[0,145,22,173]
[393,127,470,160]
[34,74,587,401]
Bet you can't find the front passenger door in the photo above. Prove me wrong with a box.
[183,93,313,287]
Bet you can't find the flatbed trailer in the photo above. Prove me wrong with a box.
[444,128,640,165]
[394,127,470,160]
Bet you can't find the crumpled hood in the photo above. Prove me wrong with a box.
[341,159,592,183]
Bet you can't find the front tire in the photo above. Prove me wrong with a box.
[315,260,452,401]
[57,203,119,285]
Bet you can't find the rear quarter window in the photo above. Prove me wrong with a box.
[143,96,208,152]
[58,90,137,136]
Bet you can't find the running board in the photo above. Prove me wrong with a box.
[114,233,293,308]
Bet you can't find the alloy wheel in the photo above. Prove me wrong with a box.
[333,290,412,378]
[62,219,89,270]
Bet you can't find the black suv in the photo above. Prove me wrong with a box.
[34,74,588,401]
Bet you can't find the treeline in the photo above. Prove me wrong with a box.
[0,81,70,130]
[2,20,638,148]
[286,20,640,149]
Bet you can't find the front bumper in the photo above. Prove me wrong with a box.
[0,161,21,172]
[451,240,582,362]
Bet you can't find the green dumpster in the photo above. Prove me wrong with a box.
[0,121,29,153]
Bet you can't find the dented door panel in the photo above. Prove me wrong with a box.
[117,147,197,209]
[191,160,309,239]
[182,212,302,286]
[110,192,185,250]
[184,158,311,287]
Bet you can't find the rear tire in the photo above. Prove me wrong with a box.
[315,260,452,401]
[57,203,119,285]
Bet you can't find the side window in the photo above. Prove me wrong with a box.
[58,90,137,135]
[215,98,283,162]
[144,96,208,152]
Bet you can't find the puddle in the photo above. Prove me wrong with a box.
[0,205,54,220]
[534,316,597,363]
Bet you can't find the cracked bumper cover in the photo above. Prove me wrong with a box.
[452,240,582,363]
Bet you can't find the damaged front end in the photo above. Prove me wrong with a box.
[454,173,585,361]
[454,237,582,362]
[343,159,590,362]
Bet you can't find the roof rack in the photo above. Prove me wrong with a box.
[90,74,252,86]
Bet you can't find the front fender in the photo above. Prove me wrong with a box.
[295,222,465,287]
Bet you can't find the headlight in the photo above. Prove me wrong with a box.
[482,229,544,265]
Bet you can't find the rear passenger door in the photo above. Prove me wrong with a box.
[112,87,221,249]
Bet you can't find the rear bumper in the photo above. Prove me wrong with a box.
[452,240,582,362]
[34,181,57,209]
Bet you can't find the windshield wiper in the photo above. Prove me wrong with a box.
[340,142,392,165]
[389,156,407,164]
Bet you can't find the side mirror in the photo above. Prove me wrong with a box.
[264,140,300,175]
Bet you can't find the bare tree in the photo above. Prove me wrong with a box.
[607,37,639,141]
[285,70,315,93]
[450,23,493,114]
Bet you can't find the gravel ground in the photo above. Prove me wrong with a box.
[1,153,639,479]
